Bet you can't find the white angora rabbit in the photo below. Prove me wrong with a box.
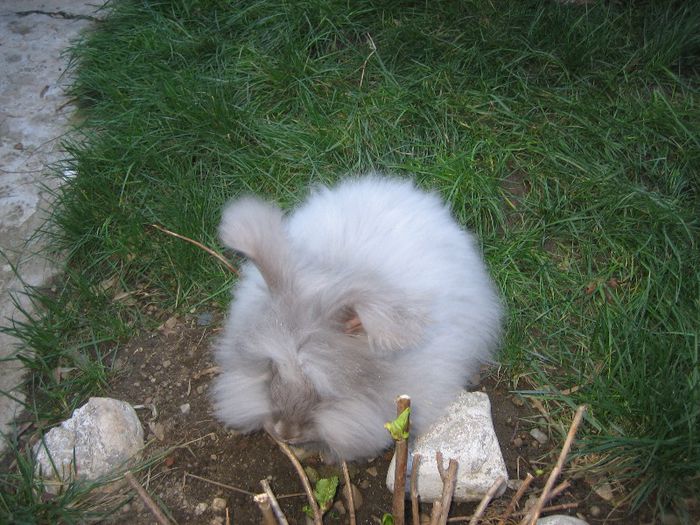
[212,174,502,460]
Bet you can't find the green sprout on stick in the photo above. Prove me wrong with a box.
[384,407,411,441]
[303,476,339,517]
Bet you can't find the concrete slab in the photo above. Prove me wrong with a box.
[0,1,103,445]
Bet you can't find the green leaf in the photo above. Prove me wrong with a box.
[314,476,339,513]
[382,513,395,525]
[384,407,411,441]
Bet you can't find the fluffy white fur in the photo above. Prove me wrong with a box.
[212,173,503,460]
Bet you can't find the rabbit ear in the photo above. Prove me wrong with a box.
[219,196,291,291]
[329,277,430,352]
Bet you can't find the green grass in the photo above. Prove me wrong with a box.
[3,0,699,519]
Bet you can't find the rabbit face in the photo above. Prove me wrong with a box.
[236,286,379,448]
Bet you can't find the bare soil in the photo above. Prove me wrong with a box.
[102,310,642,525]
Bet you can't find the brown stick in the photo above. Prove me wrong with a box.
[254,493,276,525]
[469,476,506,525]
[260,479,289,525]
[515,480,573,525]
[185,471,256,496]
[272,436,322,525]
[341,460,357,525]
[430,455,459,525]
[546,479,572,502]
[435,450,446,481]
[524,405,587,525]
[429,452,446,525]
[410,454,422,525]
[392,395,411,525]
[511,502,578,518]
[125,471,172,525]
[496,473,534,525]
[150,223,238,275]
[448,502,579,523]
[429,500,444,525]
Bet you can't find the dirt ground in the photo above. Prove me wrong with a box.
[101,310,641,525]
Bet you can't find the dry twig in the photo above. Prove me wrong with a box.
[272,436,322,525]
[429,454,459,525]
[150,223,238,275]
[260,479,289,525]
[496,473,534,525]
[392,395,411,525]
[511,502,578,518]
[184,471,255,496]
[342,460,357,525]
[125,471,172,525]
[546,479,572,502]
[469,476,506,525]
[410,454,422,525]
[254,493,276,525]
[522,405,587,525]
[359,33,377,88]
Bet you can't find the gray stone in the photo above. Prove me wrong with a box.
[386,391,507,502]
[34,397,144,493]
[537,516,589,525]
[530,428,549,445]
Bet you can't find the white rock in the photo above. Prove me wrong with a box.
[386,391,507,502]
[211,497,227,511]
[537,516,589,525]
[34,397,144,493]
[180,403,191,414]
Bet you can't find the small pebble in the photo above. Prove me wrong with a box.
[359,479,370,490]
[531,440,540,449]
[211,497,226,512]
[210,518,224,525]
[507,479,523,491]
[332,500,346,515]
[162,360,171,368]
[511,396,525,407]
[513,437,523,448]
[197,385,206,394]
[180,403,191,414]
[149,422,165,441]
[593,481,614,501]
[589,505,601,517]
[194,502,208,515]
[366,466,378,477]
[530,428,549,445]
